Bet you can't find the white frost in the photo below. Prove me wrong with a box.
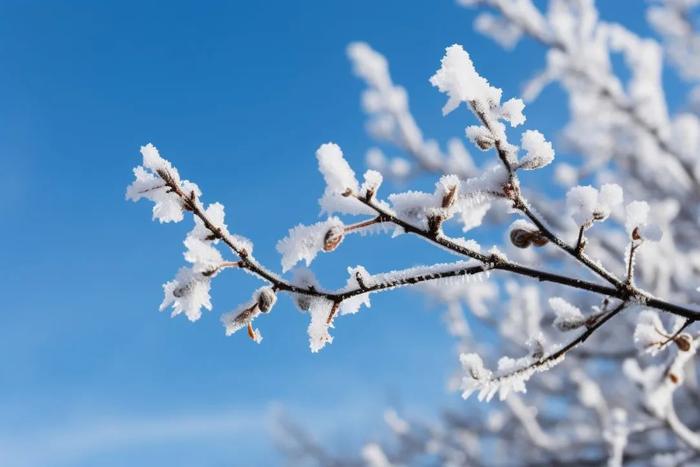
[430,44,502,115]
[519,130,554,170]
[549,297,586,331]
[160,267,213,322]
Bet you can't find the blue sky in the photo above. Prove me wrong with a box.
[0,1,669,466]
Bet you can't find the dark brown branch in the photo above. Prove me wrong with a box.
[162,167,700,321]
[352,194,700,320]
[468,101,624,289]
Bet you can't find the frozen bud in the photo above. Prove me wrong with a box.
[509,229,548,248]
[256,287,277,313]
[466,125,495,150]
[316,143,359,195]
[361,170,383,200]
[222,303,259,337]
[295,294,312,311]
[549,297,585,332]
[674,333,692,352]
[509,221,548,249]
[625,201,663,242]
[323,225,345,252]
[442,185,458,208]
[436,174,461,209]
[518,130,554,170]
[632,226,641,241]
[528,338,544,360]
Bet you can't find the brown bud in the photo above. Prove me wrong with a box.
[591,210,606,221]
[256,287,277,313]
[531,234,548,247]
[323,226,344,252]
[172,282,193,298]
[295,295,311,312]
[674,333,692,352]
[632,226,642,241]
[668,372,680,384]
[441,185,458,209]
[355,270,367,290]
[510,228,549,249]
[475,135,494,150]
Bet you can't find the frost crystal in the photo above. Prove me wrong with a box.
[160,267,213,322]
[549,297,586,331]
[339,266,372,315]
[183,236,222,274]
[566,183,623,227]
[501,98,527,127]
[317,143,371,216]
[466,125,495,150]
[519,130,554,170]
[430,44,502,115]
[459,347,563,402]
[308,298,335,352]
[567,186,599,226]
[317,142,358,194]
[189,202,227,241]
[625,201,663,241]
[361,169,383,198]
[633,310,668,356]
[126,143,201,223]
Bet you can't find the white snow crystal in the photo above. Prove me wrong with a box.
[597,184,624,219]
[466,125,495,150]
[126,143,202,223]
[633,310,667,355]
[188,202,228,242]
[160,267,213,322]
[430,44,502,115]
[549,297,586,331]
[339,266,372,315]
[625,200,663,241]
[519,130,554,170]
[566,184,623,227]
[567,185,599,226]
[361,169,383,198]
[460,345,564,402]
[308,298,335,352]
[317,142,358,195]
[501,98,527,127]
[316,143,374,216]
[183,236,223,274]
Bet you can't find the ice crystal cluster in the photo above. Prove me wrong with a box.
[128,1,700,465]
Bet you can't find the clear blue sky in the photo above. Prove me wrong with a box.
[0,1,665,466]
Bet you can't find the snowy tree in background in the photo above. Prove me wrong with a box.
[128,0,700,465]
